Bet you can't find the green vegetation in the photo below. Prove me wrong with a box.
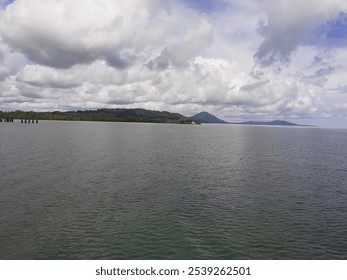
[0,109,201,124]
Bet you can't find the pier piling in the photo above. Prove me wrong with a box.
[1,117,39,124]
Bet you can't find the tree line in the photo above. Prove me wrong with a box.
[0,109,201,124]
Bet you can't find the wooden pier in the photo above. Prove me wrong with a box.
[1,118,38,123]
[0,111,38,124]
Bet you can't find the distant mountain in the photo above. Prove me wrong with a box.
[241,120,311,126]
[191,111,227,123]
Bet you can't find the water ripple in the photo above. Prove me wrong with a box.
[1,122,347,259]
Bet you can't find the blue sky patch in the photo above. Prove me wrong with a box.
[0,0,15,9]
[314,12,347,44]
[180,0,227,13]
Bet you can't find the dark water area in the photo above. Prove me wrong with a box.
[0,121,347,259]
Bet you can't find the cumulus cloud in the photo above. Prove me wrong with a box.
[17,61,127,89]
[0,0,178,68]
[0,38,22,81]
[148,19,213,69]
[255,0,347,68]
[0,0,347,126]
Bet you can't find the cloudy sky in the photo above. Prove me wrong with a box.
[1,0,347,127]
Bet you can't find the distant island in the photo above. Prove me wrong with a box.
[190,113,313,127]
[191,111,228,124]
[0,109,314,127]
[240,120,315,127]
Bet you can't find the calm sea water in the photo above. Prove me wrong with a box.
[0,121,347,259]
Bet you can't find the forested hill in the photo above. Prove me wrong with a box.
[0,108,199,124]
[77,108,185,120]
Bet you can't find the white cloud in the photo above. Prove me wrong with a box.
[0,0,179,68]
[255,0,347,68]
[0,38,22,81]
[18,61,127,89]
[0,0,347,126]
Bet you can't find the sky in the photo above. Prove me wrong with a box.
[1,0,347,127]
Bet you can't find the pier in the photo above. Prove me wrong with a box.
[1,118,38,123]
[0,118,14,122]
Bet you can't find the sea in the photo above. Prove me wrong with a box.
[0,121,346,259]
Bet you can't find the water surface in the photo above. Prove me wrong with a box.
[0,121,346,259]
